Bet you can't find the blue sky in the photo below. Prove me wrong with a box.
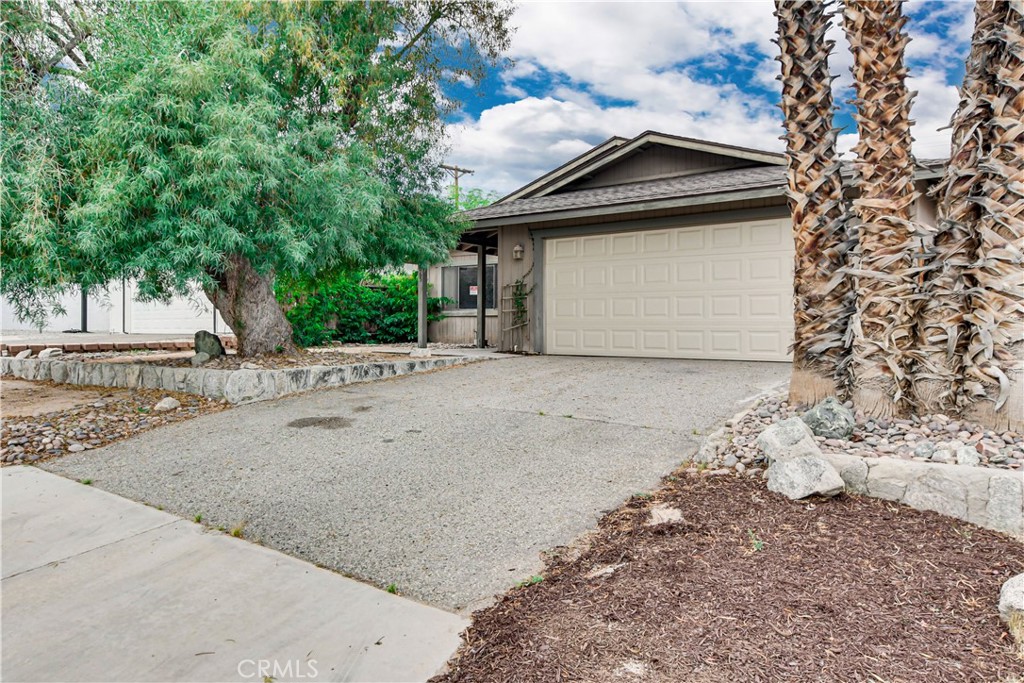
[443,0,975,196]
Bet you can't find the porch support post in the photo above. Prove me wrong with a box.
[476,247,486,348]
[417,265,428,349]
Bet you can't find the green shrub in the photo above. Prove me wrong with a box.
[276,271,448,347]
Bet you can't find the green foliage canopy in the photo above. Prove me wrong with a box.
[277,271,448,347]
[1,0,513,331]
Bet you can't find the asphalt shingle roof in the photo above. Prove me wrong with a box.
[463,165,786,222]
[462,158,947,224]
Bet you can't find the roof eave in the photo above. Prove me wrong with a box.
[469,185,787,229]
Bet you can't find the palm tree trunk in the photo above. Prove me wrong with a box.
[775,0,853,407]
[962,0,1024,431]
[916,1,1000,416]
[842,0,924,418]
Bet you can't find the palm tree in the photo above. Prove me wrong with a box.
[775,0,853,407]
[916,1,997,417]
[841,0,923,418]
[960,0,1023,431]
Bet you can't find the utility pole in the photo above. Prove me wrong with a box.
[441,164,474,210]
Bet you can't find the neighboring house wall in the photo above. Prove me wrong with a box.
[427,250,499,346]
[1,281,231,336]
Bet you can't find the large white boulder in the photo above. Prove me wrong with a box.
[757,417,823,463]
[767,455,845,500]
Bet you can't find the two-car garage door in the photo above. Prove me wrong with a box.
[544,218,794,361]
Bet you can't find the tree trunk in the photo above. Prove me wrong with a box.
[916,1,998,415]
[962,0,1024,431]
[205,254,297,357]
[842,0,923,419]
[775,0,854,407]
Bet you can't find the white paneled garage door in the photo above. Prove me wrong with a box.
[544,218,794,361]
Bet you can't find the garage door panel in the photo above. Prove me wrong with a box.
[642,231,671,253]
[611,234,638,255]
[611,265,638,286]
[611,330,638,351]
[544,219,794,361]
[642,263,671,285]
[710,259,742,283]
[711,225,742,249]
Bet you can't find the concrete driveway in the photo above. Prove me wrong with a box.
[43,355,788,611]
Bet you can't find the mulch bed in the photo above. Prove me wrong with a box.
[435,474,1024,683]
[143,349,397,370]
[2,383,228,465]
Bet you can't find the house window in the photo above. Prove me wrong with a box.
[442,264,496,309]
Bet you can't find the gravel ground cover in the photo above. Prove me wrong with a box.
[143,349,396,369]
[435,474,1024,683]
[1,381,227,465]
[698,393,1022,474]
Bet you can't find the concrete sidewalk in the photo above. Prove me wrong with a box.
[1,466,466,683]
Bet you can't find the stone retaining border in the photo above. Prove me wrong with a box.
[820,451,1022,538]
[0,355,472,405]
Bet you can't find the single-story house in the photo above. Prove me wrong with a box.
[454,130,942,360]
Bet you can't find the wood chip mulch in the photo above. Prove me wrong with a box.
[434,474,1024,683]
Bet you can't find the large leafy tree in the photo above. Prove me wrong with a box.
[1,0,513,355]
[775,0,853,406]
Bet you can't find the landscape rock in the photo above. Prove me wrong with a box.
[913,441,935,459]
[955,446,981,467]
[766,456,845,500]
[193,330,225,359]
[153,397,181,412]
[38,348,63,359]
[15,349,32,359]
[223,369,276,404]
[646,504,684,526]
[821,452,869,494]
[410,347,431,358]
[801,397,855,439]
[190,352,211,368]
[999,574,1024,646]
[240,362,261,370]
[756,417,822,463]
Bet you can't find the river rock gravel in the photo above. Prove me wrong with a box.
[2,383,227,465]
[693,393,1023,476]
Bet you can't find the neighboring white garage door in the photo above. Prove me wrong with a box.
[544,218,794,361]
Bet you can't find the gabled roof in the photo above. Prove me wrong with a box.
[498,130,787,204]
[463,157,947,228]
[468,165,787,226]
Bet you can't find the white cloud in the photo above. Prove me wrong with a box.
[449,0,969,195]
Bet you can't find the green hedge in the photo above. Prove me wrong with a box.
[276,271,448,347]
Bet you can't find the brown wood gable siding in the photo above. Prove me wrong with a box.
[562,145,758,192]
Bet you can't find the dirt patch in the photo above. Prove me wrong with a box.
[435,474,1024,683]
[286,416,352,430]
[2,379,116,416]
[2,380,228,465]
